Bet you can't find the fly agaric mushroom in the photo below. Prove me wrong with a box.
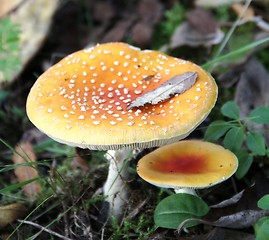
[137,140,238,195]
[26,42,217,220]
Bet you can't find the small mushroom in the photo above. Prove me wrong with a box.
[26,42,218,220]
[137,140,238,195]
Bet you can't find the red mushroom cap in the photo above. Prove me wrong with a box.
[26,43,217,150]
[137,140,238,189]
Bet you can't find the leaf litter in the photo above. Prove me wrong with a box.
[12,142,41,200]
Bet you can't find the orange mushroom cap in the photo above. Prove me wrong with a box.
[137,140,238,189]
[26,43,217,150]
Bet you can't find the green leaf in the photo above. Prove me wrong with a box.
[223,127,244,151]
[204,120,233,142]
[0,90,9,102]
[249,107,269,124]
[0,17,21,81]
[154,193,209,229]
[221,101,240,119]
[258,195,269,210]
[234,149,253,179]
[246,132,266,156]
[255,217,269,240]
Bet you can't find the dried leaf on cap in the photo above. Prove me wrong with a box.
[127,72,198,109]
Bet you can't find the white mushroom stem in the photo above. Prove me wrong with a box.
[103,148,132,221]
[174,188,197,196]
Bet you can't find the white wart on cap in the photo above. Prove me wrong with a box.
[26,43,218,150]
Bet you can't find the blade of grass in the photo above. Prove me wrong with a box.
[202,36,269,71]
[0,161,50,173]
[0,177,40,194]
[214,0,253,58]
[0,138,34,163]
[6,194,54,240]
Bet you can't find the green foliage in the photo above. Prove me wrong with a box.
[221,101,240,119]
[255,195,269,240]
[0,89,9,101]
[214,5,231,22]
[154,193,209,229]
[225,24,254,62]
[161,3,185,37]
[255,217,269,240]
[152,3,185,49]
[257,195,269,210]
[0,177,40,195]
[205,101,269,179]
[204,120,233,142]
[234,149,253,179]
[223,127,244,151]
[246,132,266,156]
[110,214,156,240]
[249,107,269,124]
[0,17,21,81]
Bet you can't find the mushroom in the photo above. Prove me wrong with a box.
[137,140,238,195]
[26,42,217,220]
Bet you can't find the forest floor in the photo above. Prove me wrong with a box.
[1,0,269,239]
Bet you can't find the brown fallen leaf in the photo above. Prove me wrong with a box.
[0,203,28,228]
[136,0,163,24]
[203,175,269,229]
[13,142,41,200]
[210,209,269,229]
[170,22,224,48]
[131,22,153,48]
[0,0,23,18]
[187,8,218,35]
[102,17,136,43]
[232,3,255,19]
[235,58,269,144]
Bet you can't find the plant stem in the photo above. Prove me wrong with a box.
[174,188,197,195]
[103,148,132,221]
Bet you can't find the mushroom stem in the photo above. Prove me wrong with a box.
[103,148,131,221]
[174,188,197,196]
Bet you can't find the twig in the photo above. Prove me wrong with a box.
[17,219,73,240]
